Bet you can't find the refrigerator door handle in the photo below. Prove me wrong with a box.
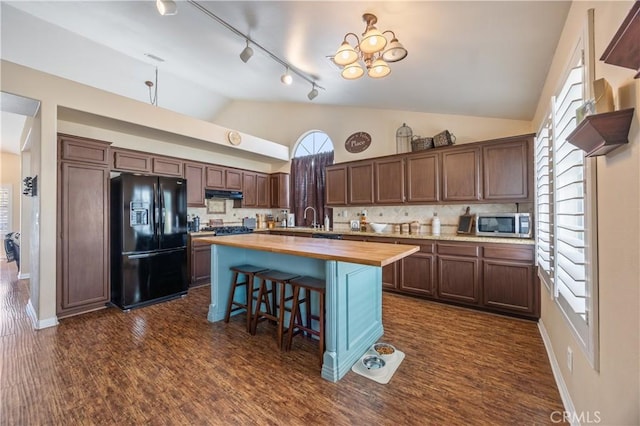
[153,182,159,238]
[128,252,161,259]
[159,182,165,239]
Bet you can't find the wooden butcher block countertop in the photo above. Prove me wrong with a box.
[197,233,419,267]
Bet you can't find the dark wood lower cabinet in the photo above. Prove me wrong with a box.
[191,241,212,287]
[437,255,480,304]
[399,254,435,296]
[483,260,535,313]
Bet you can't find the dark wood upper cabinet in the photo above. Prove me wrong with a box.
[152,157,183,177]
[242,172,257,207]
[184,162,205,207]
[405,152,439,203]
[112,149,152,173]
[205,165,225,189]
[441,147,482,201]
[326,165,348,206]
[225,169,243,191]
[256,173,269,208]
[59,134,110,165]
[269,173,290,209]
[482,137,531,201]
[348,162,374,205]
[374,158,405,204]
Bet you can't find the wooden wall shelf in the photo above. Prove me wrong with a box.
[566,108,635,157]
[600,1,640,78]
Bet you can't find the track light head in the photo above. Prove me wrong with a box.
[240,41,254,63]
[281,69,293,85]
[156,0,177,16]
[307,85,319,101]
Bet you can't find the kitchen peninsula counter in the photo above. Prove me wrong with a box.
[201,233,419,382]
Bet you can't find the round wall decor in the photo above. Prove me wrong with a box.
[227,130,242,146]
[345,132,371,153]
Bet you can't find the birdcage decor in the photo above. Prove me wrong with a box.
[396,123,413,153]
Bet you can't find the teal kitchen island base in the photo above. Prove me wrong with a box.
[199,233,418,382]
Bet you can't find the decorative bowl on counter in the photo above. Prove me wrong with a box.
[369,223,387,233]
[361,355,387,376]
[372,342,397,359]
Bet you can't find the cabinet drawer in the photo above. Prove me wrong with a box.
[59,137,110,165]
[153,157,183,176]
[397,239,434,253]
[483,245,534,262]
[437,243,479,257]
[366,236,397,244]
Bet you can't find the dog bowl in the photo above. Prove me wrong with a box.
[372,342,397,359]
[361,355,386,376]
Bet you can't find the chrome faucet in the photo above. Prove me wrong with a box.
[303,206,317,228]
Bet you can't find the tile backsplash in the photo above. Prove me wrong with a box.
[188,198,533,235]
[332,203,533,235]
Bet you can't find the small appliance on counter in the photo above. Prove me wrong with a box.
[242,217,257,229]
[475,212,531,238]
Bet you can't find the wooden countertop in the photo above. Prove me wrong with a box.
[197,233,419,267]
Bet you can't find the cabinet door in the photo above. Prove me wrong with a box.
[400,253,435,296]
[269,173,290,209]
[58,162,110,315]
[191,243,212,286]
[375,158,405,204]
[206,166,225,189]
[226,169,243,190]
[242,172,257,207]
[348,162,374,205]
[406,152,439,203]
[437,255,480,304]
[441,148,481,201]
[256,173,269,207]
[59,135,110,165]
[326,165,348,206]
[483,260,535,314]
[152,157,183,177]
[184,162,205,207]
[482,138,531,201]
[112,149,152,173]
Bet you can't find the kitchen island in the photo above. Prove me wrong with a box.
[199,233,419,382]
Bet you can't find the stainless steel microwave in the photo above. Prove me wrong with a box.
[475,213,531,238]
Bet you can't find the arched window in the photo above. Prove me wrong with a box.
[290,131,334,228]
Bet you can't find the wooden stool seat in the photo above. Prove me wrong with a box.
[285,276,326,367]
[251,270,301,350]
[224,264,268,332]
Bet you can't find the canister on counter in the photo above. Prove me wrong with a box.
[401,223,409,234]
[392,223,400,233]
[410,221,420,234]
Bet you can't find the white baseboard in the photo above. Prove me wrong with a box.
[25,299,59,330]
[538,319,577,426]
[18,271,30,279]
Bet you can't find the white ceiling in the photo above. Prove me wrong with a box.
[1,1,571,138]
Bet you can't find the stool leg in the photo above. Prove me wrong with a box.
[277,281,288,350]
[304,288,312,337]
[286,285,301,351]
[245,273,254,333]
[251,278,267,335]
[224,271,240,323]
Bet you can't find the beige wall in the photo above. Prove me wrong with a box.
[532,1,639,424]
[0,152,21,233]
[214,101,532,170]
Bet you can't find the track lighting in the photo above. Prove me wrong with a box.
[307,84,319,101]
[281,69,293,85]
[239,40,253,63]
[156,0,177,16]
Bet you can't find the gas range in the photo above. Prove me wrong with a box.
[199,226,254,236]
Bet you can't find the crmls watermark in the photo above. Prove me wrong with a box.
[550,410,602,424]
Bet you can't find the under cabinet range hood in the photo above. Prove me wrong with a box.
[205,189,243,200]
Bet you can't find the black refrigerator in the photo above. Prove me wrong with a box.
[110,173,188,310]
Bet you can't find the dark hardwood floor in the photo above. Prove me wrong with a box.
[0,260,564,425]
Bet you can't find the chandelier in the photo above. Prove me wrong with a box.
[334,13,408,80]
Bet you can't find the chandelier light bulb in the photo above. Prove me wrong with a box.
[368,58,391,78]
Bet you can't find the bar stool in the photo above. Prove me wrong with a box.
[251,270,300,350]
[224,265,268,332]
[285,276,326,367]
